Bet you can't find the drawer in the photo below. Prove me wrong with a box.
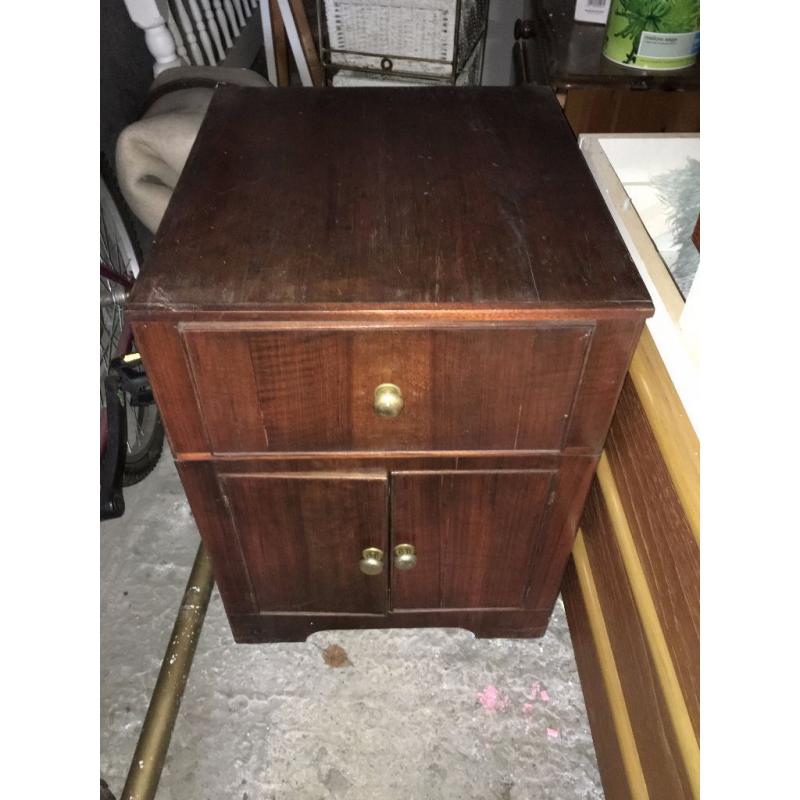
[182,325,592,454]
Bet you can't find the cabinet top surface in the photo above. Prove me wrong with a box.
[130,86,651,315]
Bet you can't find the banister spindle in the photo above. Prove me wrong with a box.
[211,0,234,49]
[172,0,205,64]
[222,0,241,37]
[165,5,189,62]
[198,0,226,60]
[231,0,247,27]
[186,0,217,64]
[123,0,186,76]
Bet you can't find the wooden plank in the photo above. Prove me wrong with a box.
[564,88,700,136]
[269,0,289,86]
[596,454,699,798]
[287,0,323,86]
[628,328,699,542]
[565,537,648,800]
[605,376,699,731]
[578,484,694,799]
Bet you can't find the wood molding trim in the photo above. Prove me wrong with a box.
[572,530,650,799]
[628,327,699,543]
[595,453,700,798]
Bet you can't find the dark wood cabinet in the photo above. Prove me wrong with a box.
[130,86,652,643]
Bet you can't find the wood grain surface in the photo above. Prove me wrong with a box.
[562,556,639,800]
[578,483,693,799]
[390,470,556,609]
[181,325,592,453]
[220,472,389,614]
[603,377,699,736]
[129,86,651,313]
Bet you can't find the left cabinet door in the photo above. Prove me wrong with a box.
[219,472,389,615]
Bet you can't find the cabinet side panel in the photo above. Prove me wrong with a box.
[182,331,269,453]
[176,460,258,615]
[525,456,597,611]
[564,319,644,451]
[132,321,208,454]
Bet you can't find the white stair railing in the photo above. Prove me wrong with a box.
[124,0,264,74]
[232,0,247,28]
[186,0,217,64]
[172,0,204,64]
[211,0,234,48]
[221,0,241,38]
[165,5,189,62]
[123,0,186,76]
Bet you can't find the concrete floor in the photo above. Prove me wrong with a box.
[101,455,604,799]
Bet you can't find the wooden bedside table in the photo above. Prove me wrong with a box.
[128,85,652,643]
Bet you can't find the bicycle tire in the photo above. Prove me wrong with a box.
[101,156,164,486]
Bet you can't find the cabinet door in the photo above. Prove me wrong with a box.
[220,473,388,614]
[390,470,556,610]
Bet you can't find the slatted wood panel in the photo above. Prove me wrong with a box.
[579,485,693,799]
[563,370,699,798]
[604,378,699,734]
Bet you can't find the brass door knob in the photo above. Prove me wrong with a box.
[359,547,385,575]
[373,383,404,417]
[393,543,417,571]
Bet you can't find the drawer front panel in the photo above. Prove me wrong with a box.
[390,470,556,610]
[183,325,591,454]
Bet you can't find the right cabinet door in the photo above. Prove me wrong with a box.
[390,470,557,611]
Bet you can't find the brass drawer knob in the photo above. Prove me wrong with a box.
[359,547,385,575]
[373,383,404,418]
[393,543,417,571]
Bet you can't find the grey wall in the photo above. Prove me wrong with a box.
[481,0,526,86]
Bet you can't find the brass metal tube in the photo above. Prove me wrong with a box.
[120,543,214,800]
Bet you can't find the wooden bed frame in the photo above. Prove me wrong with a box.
[567,134,700,799]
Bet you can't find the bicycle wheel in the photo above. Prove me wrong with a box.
[101,167,164,486]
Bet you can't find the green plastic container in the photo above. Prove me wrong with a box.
[603,0,700,70]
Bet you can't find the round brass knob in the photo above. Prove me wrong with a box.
[373,383,404,418]
[359,547,385,575]
[393,543,417,571]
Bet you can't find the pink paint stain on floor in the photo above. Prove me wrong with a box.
[476,685,509,713]
[539,689,550,702]
[547,727,560,739]
[522,703,534,714]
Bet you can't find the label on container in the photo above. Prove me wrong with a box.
[638,31,700,60]
[574,0,611,24]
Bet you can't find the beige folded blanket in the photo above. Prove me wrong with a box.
[116,67,270,234]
